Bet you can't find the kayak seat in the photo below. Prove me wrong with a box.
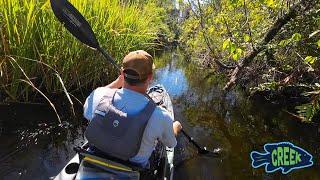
[73,144,166,179]
[73,146,147,172]
[73,146,142,179]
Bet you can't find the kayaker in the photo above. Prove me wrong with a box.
[83,50,182,168]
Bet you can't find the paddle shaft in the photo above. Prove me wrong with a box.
[181,129,221,157]
[181,129,204,152]
[97,47,120,71]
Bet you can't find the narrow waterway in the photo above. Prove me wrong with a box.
[0,49,319,179]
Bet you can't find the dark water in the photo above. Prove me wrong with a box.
[1,50,319,179]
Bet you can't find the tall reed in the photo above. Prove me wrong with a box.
[0,0,169,101]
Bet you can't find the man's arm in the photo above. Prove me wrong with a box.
[105,75,123,89]
[160,110,182,148]
[83,87,105,121]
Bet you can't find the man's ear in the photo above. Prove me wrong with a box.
[147,73,153,81]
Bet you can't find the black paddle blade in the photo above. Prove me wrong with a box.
[50,0,99,49]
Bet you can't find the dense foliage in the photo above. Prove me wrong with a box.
[0,0,173,101]
[178,0,320,122]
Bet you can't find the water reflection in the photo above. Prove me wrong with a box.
[160,50,320,180]
[0,123,83,178]
[153,53,188,97]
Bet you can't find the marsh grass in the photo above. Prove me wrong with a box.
[0,0,169,102]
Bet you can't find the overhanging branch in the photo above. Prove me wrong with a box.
[223,0,317,91]
[190,0,236,70]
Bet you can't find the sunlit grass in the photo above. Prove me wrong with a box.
[0,0,168,101]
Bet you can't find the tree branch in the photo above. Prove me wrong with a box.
[223,0,316,91]
[242,0,254,49]
[195,0,236,69]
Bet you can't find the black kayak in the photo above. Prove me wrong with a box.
[54,85,175,180]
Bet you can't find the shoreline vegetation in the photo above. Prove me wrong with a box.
[177,0,320,122]
[0,0,319,124]
[0,0,174,105]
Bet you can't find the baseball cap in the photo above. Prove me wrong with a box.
[122,50,155,81]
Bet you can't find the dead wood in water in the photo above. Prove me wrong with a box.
[223,0,317,91]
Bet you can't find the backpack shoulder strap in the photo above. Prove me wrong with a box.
[95,88,118,116]
[137,98,156,121]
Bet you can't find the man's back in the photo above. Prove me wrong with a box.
[83,87,177,167]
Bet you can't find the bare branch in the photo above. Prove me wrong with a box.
[242,0,254,49]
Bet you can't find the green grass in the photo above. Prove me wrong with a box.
[0,0,169,101]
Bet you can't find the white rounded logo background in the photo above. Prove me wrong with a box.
[113,120,119,127]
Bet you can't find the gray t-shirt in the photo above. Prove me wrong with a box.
[83,87,177,167]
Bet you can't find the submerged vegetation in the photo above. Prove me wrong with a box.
[0,0,173,102]
[178,0,320,122]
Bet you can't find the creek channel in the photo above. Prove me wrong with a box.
[0,49,319,179]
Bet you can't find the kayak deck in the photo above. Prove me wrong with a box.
[54,85,175,180]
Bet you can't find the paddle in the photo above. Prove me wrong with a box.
[50,0,120,70]
[181,129,221,157]
[51,0,221,158]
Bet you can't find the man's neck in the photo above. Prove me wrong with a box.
[123,84,147,95]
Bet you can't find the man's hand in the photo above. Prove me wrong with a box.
[173,121,182,136]
[105,75,124,89]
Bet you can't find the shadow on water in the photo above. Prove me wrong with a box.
[0,49,319,179]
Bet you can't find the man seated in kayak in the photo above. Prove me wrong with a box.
[83,50,182,168]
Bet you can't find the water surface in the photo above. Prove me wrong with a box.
[1,49,319,179]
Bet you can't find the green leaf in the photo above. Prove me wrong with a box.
[291,33,302,42]
[232,48,243,61]
[208,27,215,34]
[232,53,240,61]
[244,34,250,42]
[236,48,243,55]
[266,0,275,7]
[230,0,244,7]
[304,56,317,65]
[222,38,231,50]
[283,64,293,71]
[306,105,313,120]
[317,40,320,49]
[229,43,236,53]
[279,39,289,47]
[223,38,238,54]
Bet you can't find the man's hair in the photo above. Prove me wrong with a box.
[123,69,147,86]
